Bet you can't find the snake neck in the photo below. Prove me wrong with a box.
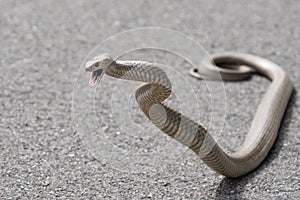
[105,61,172,113]
[105,61,171,86]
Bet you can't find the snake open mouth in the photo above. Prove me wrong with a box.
[89,69,104,87]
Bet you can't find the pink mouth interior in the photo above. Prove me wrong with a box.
[89,76,99,87]
[89,69,103,87]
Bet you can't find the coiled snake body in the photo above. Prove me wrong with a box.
[85,52,293,177]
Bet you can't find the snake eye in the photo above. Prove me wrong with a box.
[95,63,99,67]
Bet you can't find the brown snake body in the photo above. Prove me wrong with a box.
[85,52,293,177]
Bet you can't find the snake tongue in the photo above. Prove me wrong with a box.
[89,69,103,87]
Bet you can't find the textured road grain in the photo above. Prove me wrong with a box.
[0,0,299,199]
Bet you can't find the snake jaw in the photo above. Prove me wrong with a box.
[89,69,104,87]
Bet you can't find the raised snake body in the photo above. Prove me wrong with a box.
[85,52,293,177]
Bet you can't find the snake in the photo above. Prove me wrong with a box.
[85,52,293,178]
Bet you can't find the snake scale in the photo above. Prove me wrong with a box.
[85,52,293,177]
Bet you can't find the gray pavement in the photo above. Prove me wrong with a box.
[0,0,300,199]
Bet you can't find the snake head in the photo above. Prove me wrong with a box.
[85,53,114,86]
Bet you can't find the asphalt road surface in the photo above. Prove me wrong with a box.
[1,0,299,199]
